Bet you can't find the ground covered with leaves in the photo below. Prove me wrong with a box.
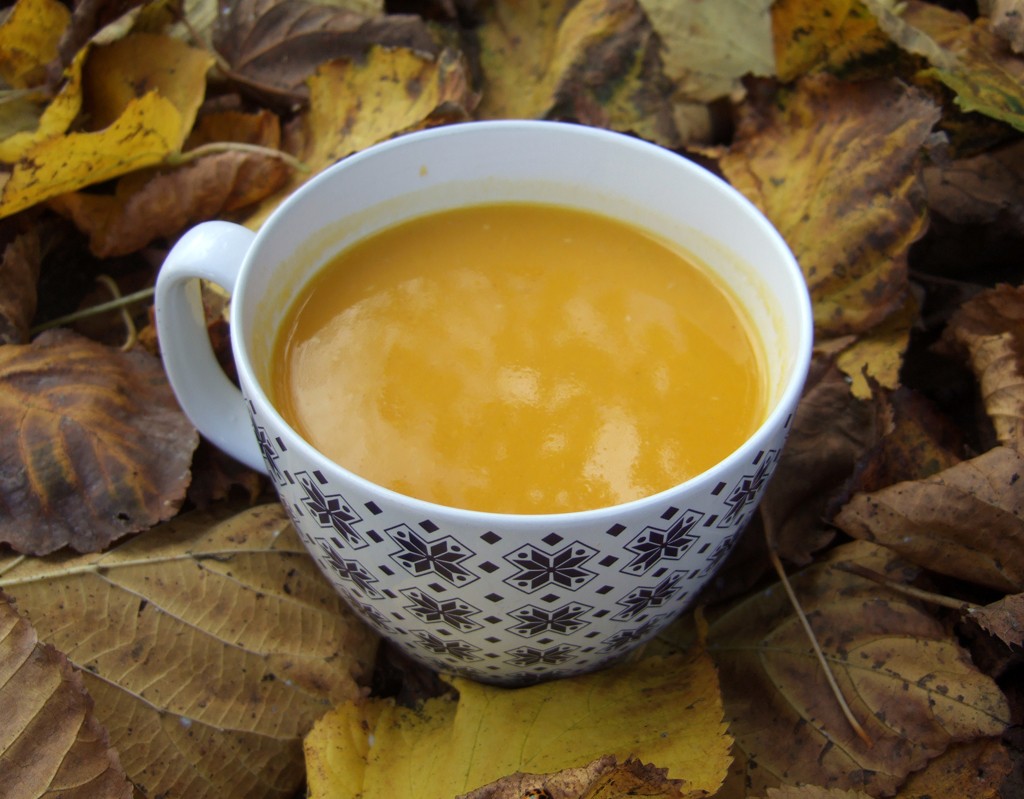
[0,0,1022,797]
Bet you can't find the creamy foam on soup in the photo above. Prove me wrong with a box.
[271,203,766,514]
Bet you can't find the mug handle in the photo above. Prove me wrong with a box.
[154,221,267,473]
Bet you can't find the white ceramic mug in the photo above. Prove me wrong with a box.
[155,120,813,685]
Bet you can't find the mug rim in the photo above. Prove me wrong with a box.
[233,119,814,523]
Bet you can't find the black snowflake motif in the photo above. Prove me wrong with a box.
[503,542,598,594]
[507,602,592,638]
[402,588,482,633]
[413,630,483,662]
[719,450,779,528]
[599,620,657,653]
[297,471,365,548]
[387,524,478,586]
[613,572,683,621]
[251,423,283,483]
[621,510,703,575]
[316,537,379,598]
[504,644,578,667]
[698,534,736,577]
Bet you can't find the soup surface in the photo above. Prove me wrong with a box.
[271,203,766,514]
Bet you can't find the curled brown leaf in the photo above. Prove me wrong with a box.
[0,329,198,555]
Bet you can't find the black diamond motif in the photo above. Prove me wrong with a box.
[503,541,598,594]
[413,630,482,661]
[402,588,482,632]
[613,573,683,620]
[296,471,365,547]
[507,602,592,638]
[504,643,578,667]
[621,509,703,575]
[387,524,478,586]
[719,450,779,527]
[315,538,379,598]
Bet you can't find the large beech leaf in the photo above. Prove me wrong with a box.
[0,593,133,798]
[305,651,731,799]
[0,503,379,799]
[680,541,1011,796]
[0,329,198,555]
[835,446,1024,593]
[939,283,1024,453]
[718,73,940,339]
[213,0,437,107]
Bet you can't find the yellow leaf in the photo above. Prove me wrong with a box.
[0,91,183,218]
[772,0,892,82]
[244,45,475,229]
[305,651,732,799]
[836,292,918,398]
[0,0,70,88]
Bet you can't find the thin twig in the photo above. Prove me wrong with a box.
[30,286,154,336]
[834,561,978,612]
[0,555,27,579]
[94,275,138,351]
[762,509,875,748]
[166,141,310,173]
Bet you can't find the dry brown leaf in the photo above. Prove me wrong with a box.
[0,503,379,799]
[939,283,1024,453]
[693,540,1011,797]
[0,329,198,555]
[985,0,1024,53]
[0,220,40,345]
[458,755,705,799]
[968,593,1024,648]
[51,149,291,257]
[836,445,1024,593]
[719,73,940,339]
[766,788,872,799]
[213,0,438,107]
[894,737,1014,799]
[759,357,875,566]
[0,592,133,799]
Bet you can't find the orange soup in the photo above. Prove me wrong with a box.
[271,203,766,514]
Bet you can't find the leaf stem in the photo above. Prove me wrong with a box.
[833,562,978,611]
[762,510,875,748]
[94,274,138,351]
[0,555,26,578]
[167,142,310,173]
[30,286,155,335]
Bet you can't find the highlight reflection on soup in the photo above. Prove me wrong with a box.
[271,203,767,514]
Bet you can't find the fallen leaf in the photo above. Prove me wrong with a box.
[244,45,476,228]
[458,755,704,799]
[213,0,438,107]
[894,736,1014,799]
[669,541,1011,796]
[866,0,1024,131]
[985,0,1024,54]
[0,220,41,345]
[835,292,919,398]
[759,357,876,566]
[771,0,892,82]
[766,788,872,799]
[638,0,775,102]
[0,503,379,799]
[0,592,134,799]
[0,0,70,89]
[718,73,940,338]
[835,446,1024,593]
[304,650,732,799]
[968,593,1024,648]
[939,283,1024,453]
[0,329,198,555]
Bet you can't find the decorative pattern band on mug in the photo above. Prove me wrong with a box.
[247,399,793,685]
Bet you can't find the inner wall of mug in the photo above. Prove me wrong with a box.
[237,122,807,471]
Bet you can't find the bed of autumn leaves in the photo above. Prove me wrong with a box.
[0,0,1023,797]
